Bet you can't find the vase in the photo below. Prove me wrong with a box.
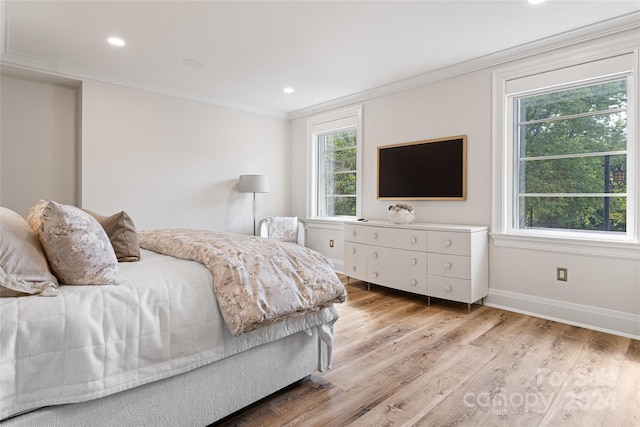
[388,209,415,224]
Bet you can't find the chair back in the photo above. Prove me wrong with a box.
[258,217,306,246]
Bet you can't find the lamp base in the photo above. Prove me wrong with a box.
[252,193,258,236]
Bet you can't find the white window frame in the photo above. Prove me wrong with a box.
[491,40,639,260]
[307,105,363,221]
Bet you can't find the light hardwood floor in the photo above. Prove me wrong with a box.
[214,277,640,427]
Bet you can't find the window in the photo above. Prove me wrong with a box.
[317,128,357,217]
[514,78,628,234]
[307,106,362,219]
[492,50,638,256]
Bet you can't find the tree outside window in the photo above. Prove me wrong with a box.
[317,128,357,217]
[515,79,627,233]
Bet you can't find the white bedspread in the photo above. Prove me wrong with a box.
[0,249,339,420]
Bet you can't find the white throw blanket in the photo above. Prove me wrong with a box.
[139,229,347,335]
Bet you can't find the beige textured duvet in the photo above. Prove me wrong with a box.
[139,229,346,335]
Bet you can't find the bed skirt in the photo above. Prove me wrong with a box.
[1,325,330,426]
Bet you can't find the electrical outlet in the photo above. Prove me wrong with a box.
[329,239,334,248]
[557,267,568,282]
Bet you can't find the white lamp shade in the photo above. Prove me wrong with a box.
[239,175,269,193]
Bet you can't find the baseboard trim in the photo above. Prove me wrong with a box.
[332,259,344,274]
[486,289,640,340]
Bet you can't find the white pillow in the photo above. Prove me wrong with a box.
[0,207,58,296]
[38,201,118,285]
[268,216,298,243]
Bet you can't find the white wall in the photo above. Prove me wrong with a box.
[0,73,79,216]
[81,80,289,233]
[290,71,493,262]
[290,31,639,338]
[290,71,492,227]
[360,71,492,226]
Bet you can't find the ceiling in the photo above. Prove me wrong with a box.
[2,1,639,117]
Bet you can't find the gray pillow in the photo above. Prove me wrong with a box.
[38,201,119,285]
[0,207,58,296]
[85,209,141,262]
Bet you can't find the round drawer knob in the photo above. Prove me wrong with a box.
[411,237,417,244]
[351,247,356,254]
[373,252,378,259]
[444,239,452,247]
[351,230,356,236]
[410,258,417,265]
[372,232,378,240]
[351,265,356,272]
[410,279,417,287]
[372,271,379,278]
[444,285,452,293]
[443,262,452,271]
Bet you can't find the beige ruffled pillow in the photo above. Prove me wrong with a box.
[37,201,119,285]
[26,199,48,237]
[0,207,59,297]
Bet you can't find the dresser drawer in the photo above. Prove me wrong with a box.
[367,266,427,295]
[427,253,471,279]
[344,241,367,262]
[344,223,366,243]
[366,227,427,252]
[367,246,427,272]
[427,231,470,256]
[427,275,472,303]
[344,259,367,281]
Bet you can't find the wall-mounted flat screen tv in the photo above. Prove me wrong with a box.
[377,135,466,200]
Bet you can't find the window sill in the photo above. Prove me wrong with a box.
[305,217,351,230]
[490,232,640,260]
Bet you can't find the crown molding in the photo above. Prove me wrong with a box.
[0,53,288,119]
[287,11,640,120]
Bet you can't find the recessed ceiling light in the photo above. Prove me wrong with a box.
[528,0,547,4]
[283,87,294,94]
[182,58,204,68]
[107,37,125,46]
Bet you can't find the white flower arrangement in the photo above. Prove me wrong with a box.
[387,203,415,224]
[388,203,414,213]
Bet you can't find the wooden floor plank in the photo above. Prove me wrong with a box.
[211,278,638,427]
[330,319,418,370]
[602,359,640,427]
[415,316,563,426]
[335,293,431,341]
[349,333,498,426]
[539,330,631,427]
[626,338,640,363]
[267,377,343,425]
[474,323,591,426]
[322,307,471,391]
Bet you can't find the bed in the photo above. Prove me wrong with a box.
[0,203,346,426]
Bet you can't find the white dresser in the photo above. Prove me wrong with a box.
[343,220,488,312]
